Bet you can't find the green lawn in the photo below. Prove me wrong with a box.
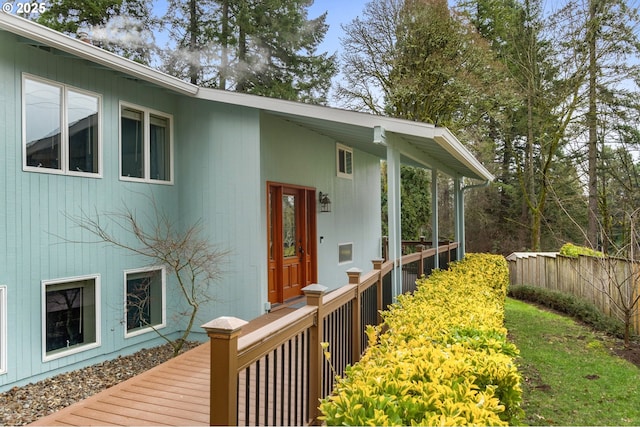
[505,298,640,426]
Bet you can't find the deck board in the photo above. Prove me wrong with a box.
[28,306,298,426]
[29,341,213,426]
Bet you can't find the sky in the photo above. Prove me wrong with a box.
[308,0,368,57]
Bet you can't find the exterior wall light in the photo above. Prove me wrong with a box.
[319,192,332,212]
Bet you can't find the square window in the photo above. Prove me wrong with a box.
[23,75,101,176]
[337,143,353,179]
[125,268,166,337]
[43,276,100,361]
[120,103,173,184]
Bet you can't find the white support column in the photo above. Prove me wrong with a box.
[454,175,465,260]
[386,141,402,300]
[431,169,439,269]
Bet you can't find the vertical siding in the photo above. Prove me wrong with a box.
[260,115,382,289]
[0,32,186,390]
[177,97,264,324]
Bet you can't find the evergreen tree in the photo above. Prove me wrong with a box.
[37,0,157,64]
[163,0,337,103]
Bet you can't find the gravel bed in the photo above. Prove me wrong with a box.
[0,341,201,426]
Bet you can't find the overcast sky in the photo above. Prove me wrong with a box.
[308,0,368,56]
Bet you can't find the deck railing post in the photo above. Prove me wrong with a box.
[303,284,328,425]
[382,236,389,261]
[416,244,425,277]
[347,268,362,362]
[201,316,248,426]
[372,259,384,322]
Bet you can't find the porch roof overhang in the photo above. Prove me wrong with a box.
[196,88,495,183]
[1,11,494,183]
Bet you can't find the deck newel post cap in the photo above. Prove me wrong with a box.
[201,316,248,335]
[346,268,363,284]
[372,259,384,269]
[302,284,328,295]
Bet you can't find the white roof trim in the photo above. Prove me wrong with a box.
[0,12,198,96]
[0,11,494,182]
[196,88,494,182]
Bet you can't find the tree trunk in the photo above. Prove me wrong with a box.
[587,0,599,249]
[219,0,229,90]
[189,0,198,85]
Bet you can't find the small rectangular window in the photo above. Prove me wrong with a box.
[150,115,170,181]
[68,90,99,174]
[43,275,100,361]
[337,143,353,179]
[339,243,353,264]
[125,267,166,337]
[23,75,101,176]
[121,108,144,179]
[120,102,173,184]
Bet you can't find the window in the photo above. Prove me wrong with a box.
[23,75,101,176]
[337,143,353,179]
[0,286,6,375]
[42,275,100,361]
[124,267,166,337]
[120,103,173,183]
[339,243,353,264]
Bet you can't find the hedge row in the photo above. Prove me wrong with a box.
[319,254,522,426]
[509,284,625,338]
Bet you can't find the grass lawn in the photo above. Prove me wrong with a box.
[505,298,640,426]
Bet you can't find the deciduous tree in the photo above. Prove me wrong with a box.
[64,196,228,356]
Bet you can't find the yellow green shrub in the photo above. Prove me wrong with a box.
[559,242,604,258]
[319,253,522,426]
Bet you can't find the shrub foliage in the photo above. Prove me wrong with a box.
[559,242,604,258]
[319,254,522,426]
[508,285,626,338]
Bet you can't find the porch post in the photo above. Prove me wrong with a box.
[431,169,439,269]
[454,175,465,260]
[386,141,403,300]
[202,316,248,426]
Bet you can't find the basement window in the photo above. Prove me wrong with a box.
[43,275,100,361]
[124,267,166,337]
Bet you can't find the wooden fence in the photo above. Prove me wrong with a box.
[507,252,640,333]
[202,243,459,426]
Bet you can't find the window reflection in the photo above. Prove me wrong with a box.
[25,79,61,169]
[283,195,297,257]
[68,90,99,173]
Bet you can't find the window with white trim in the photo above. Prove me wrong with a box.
[23,75,101,176]
[43,275,100,361]
[120,103,173,183]
[0,286,6,375]
[337,143,353,179]
[124,267,166,337]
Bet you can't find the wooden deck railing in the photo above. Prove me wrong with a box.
[202,243,459,426]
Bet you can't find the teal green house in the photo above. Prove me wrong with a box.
[0,12,493,390]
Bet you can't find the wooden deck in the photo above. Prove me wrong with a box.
[29,307,296,426]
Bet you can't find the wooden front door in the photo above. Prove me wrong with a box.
[267,183,317,304]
